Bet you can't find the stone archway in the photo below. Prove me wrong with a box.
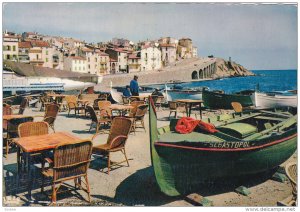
[191,70,198,80]
[199,69,203,79]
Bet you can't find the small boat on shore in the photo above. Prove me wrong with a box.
[165,85,204,101]
[202,88,254,109]
[254,91,297,109]
[149,98,297,196]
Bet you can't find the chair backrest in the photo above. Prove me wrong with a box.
[98,93,108,101]
[98,101,112,116]
[65,95,78,109]
[85,105,98,122]
[53,140,92,182]
[7,117,34,138]
[130,96,140,102]
[107,117,132,148]
[130,101,145,115]
[44,104,60,125]
[122,96,130,105]
[3,105,12,130]
[18,121,49,137]
[285,162,297,196]
[18,98,28,115]
[135,104,148,118]
[169,101,177,110]
[231,102,243,113]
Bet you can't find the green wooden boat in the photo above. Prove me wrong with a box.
[149,98,297,196]
[202,88,254,109]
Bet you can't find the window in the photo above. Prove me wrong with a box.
[132,59,134,63]
[13,46,16,51]
[46,50,48,55]
[36,54,39,60]
[7,46,11,51]
[46,58,48,62]
[83,67,85,71]
[88,65,90,69]
[95,58,97,62]
[79,67,81,71]
[88,58,90,62]
[7,55,10,60]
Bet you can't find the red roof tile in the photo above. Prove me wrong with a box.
[70,56,86,60]
[31,41,50,48]
[18,42,32,48]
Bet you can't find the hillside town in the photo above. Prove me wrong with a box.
[3,30,198,76]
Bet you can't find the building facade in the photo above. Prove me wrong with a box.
[3,35,19,61]
[140,46,162,71]
[63,56,87,73]
[128,52,141,72]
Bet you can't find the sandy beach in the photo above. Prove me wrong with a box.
[3,104,296,207]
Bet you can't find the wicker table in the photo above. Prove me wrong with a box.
[15,132,82,201]
[176,99,204,119]
[109,104,133,116]
[3,114,33,121]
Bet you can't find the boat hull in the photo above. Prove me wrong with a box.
[149,97,297,197]
[153,130,296,196]
[254,92,297,108]
[166,90,202,101]
[202,89,254,109]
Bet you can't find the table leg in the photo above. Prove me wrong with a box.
[16,147,21,193]
[184,104,189,117]
[199,103,202,119]
[25,153,33,201]
[188,104,192,117]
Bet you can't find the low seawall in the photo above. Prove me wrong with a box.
[95,57,218,91]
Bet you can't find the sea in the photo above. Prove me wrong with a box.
[154,70,297,93]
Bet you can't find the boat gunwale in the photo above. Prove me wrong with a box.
[155,133,297,152]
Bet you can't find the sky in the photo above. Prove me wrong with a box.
[2,2,298,70]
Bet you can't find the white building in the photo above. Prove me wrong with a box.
[141,45,162,71]
[63,56,87,73]
[192,47,198,58]
[160,44,177,66]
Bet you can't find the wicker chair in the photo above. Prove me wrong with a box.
[168,101,178,118]
[127,101,145,118]
[231,102,243,113]
[3,104,12,131]
[43,104,60,132]
[92,117,132,174]
[65,95,85,117]
[131,104,148,132]
[11,97,29,115]
[286,162,297,203]
[5,116,34,157]
[86,105,111,133]
[98,100,112,119]
[39,95,53,111]
[122,96,130,105]
[18,121,50,167]
[41,139,92,205]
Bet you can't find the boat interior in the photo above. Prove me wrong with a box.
[157,107,297,143]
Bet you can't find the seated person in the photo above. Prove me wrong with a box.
[123,85,132,97]
[152,88,164,97]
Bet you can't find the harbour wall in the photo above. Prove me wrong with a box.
[95,57,220,91]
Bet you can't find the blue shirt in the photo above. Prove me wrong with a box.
[130,80,139,94]
[122,89,131,97]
